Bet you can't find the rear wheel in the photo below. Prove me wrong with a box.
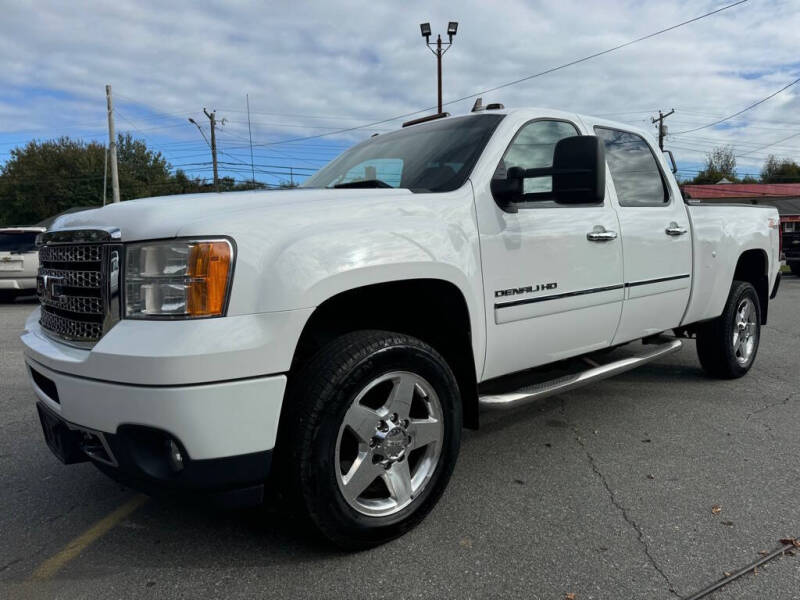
[281,330,462,549]
[696,280,761,379]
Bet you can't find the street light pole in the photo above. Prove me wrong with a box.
[420,21,458,115]
[436,35,442,114]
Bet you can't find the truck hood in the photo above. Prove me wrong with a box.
[49,188,415,241]
[44,183,482,324]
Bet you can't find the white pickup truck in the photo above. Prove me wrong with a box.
[23,107,781,548]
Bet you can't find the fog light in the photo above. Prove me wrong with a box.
[166,439,184,472]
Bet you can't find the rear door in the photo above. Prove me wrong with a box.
[590,126,692,343]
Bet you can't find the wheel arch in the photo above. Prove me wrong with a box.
[288,278,480,430]
[733,249,770,324]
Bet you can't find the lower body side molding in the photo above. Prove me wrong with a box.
[478,338,683,410]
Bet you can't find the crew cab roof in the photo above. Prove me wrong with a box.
[424,106,655,143]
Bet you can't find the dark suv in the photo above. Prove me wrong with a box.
[784,219,800,275]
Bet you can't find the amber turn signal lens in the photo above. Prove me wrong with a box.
[186,241,232,316]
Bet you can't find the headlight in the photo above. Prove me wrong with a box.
[124,239,233,319]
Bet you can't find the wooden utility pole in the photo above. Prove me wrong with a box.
[102,143,108,206]
[105,85,120,203]
[652,109,675,151]
[203,108,220,192]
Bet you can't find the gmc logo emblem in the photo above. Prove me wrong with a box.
[37,274,65,303]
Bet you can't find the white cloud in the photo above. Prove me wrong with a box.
[1,0,799,178]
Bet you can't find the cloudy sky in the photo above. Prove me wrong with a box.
[2,0,799,185]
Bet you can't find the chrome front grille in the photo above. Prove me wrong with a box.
[39,244,103,263]
[39,309,104,341]
[39,293,104,315]
[36,229,122,346]
[38,267,102,289]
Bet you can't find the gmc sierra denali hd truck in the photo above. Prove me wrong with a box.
[23,107,781,548]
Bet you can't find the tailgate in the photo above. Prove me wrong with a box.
[0,252,25,273]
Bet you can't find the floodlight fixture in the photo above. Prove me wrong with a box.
[447,21,458,38]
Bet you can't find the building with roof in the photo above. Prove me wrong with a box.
[682,183,800,221]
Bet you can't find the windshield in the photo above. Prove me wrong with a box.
[0,232,38,253]
[303,114,504,193]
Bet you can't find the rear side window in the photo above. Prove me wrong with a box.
[0,232,38,253]
[595,127,668,207]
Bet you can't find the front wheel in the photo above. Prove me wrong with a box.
[696,280,761,378]
[281,330,462,549]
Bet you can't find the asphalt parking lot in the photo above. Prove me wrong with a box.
[1,279,798,600]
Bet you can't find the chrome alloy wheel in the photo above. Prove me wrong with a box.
[732,297,757,365]
[335,371,444,517]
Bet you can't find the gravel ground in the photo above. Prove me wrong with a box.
[1,279,798,599]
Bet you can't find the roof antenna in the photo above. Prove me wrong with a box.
[471,97,483,112]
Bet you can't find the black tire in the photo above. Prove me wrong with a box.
[279,330,462,549]
[790,262,800,277]
[696,280,761,379]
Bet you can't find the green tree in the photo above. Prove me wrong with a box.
[0,133,281,225]
[0,137,106,225]
[690,145,738,184]
[0,134,181,225]
[761,155,800,183]
[114,133,174,200]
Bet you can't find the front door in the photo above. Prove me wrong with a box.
[474,117,624,381]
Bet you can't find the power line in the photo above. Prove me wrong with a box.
[736,130,800,159]
[249,0,750,148]
[671,75,800,135]
[218,161,316,172]
[444,1,749,104]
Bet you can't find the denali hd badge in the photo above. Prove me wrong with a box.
[495,282,557,298]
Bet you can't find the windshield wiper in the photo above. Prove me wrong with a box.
[333,179,393,189]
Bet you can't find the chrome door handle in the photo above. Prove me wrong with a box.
[665,222,687,236]
[586,227,618,242]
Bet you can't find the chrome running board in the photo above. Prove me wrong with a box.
[478,338,683,410]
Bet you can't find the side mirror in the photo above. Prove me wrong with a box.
[551,135,606,205]
[663,149,678,174]
[490,136,606,211]
[489,166,525,213]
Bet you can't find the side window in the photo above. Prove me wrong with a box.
[496,120,579,206]
[595,127,668,207]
